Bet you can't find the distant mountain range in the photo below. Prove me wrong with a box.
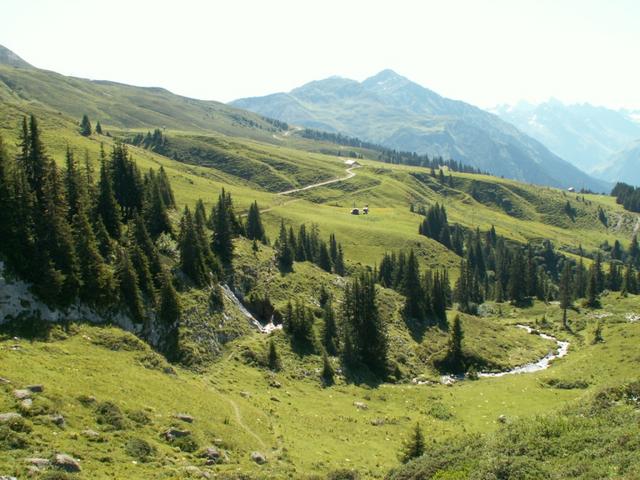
[232,70,608,191]
[494,100,640,184]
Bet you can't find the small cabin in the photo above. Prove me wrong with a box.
[350,208,360,215]
[344,159,360,167]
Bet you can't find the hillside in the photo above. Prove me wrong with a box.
[232,70,608,191]
[1,45,640,480]
[494,100,640,181]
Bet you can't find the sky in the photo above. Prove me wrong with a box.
[3,0,640,109]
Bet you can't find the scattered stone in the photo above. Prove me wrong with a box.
[50,414,65,427]
[25,458,51,469]
[175,413,194,423]
[20,398,33,409]
[0,412,22,423]
[163,427,191,441]
[0,377,11,384]
[353,401,368,410]
[268,379,282,388]
[270,396,280,402]
[0,476,18,480]
[498,414,507,424]
[13,389,31,400]
[82,429,101,440]
[213,438,224,446]
[26,385,44,393]
[251,451,267,464]
[200,447,221,460]
[53,453,81,472]
[240,391,251,399]
[26,466,41,476]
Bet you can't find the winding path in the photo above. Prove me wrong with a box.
[277,164,360,196]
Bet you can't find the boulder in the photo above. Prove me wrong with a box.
[200,447,221,460]
[250,451,267,464]
[498,414,507,424]
[0,377,11,384]
[82,429,101,440]
[53,453,81,472]
[26,385,44,393]
[20,398,33,409]
[353,401,368,410]
[0,412,22,423]
[240,391,251,399]
[13,389,31,400]
[25,458,51,468]
[270,396,280,402]
[0,476,18,480]
[50,414,65,427]
[163,427,191,441]
[175,413,194,423]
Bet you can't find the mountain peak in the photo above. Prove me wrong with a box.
[363,69,406,85]
[0,45,33,68]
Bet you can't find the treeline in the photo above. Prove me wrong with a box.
[377,250,450,324]
[417,203,640,313]
[0,116,180,356]
[612,182,640,213]
[298,128,485,174]
[275,222,345,275]
[127,129,168,155]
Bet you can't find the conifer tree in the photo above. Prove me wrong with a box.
[157,166,176,208]
[334,244,346,276]
[246,201,266,242]
[402,250,424,320]
[276,220,294,272]
[317,241,332,272]
[145,180,172,238]
[267,339,281,371]
[322,300,339,355]
[400,423,425,464]
[446,315,465,373]
[321,351,335,386]
[79,114,92,136]
[585,264,600,308]
[211,189,234,264]
[117,249,145,323]
[179,206,210,287]
[96,144,122,239]
[95,121,103,135]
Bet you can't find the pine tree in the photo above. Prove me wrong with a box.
[267,339,281,371]
[585,264,600,308]
[317,241,332,272]
[321,351,335,386]
[276,220,293,272]
[79,114,92,136]
[96,144,122,239]
[246,201,266,242]
[446,315,465,372]
[322,300,339,355]
[144,180,172,238]
[179,206,210,287]
[402,250,424,320]
[400,423,425,463]
[211,189,234,264]
[95,121,103,135]
[117,249,145,323]
[334,244,346,275]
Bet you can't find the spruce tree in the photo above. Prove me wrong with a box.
[158,270,180,326]
[211,189,234,264]
[402,250,423,320]
[334,244,346,276]
[179,206,210,287]
[117,249,145,323]
[321,351,335,386]
[585,265,600,308]
[96,144,122,239]
[322,300,339,355]
[447,315,464,373]
[267,339,281,371]
[276,220,293,272]
[317,241,332,272]
[95,121,103,135]
[246,201,266,242]
[400,423,425,464]
[145,180,172,238]
[79,114,92,136]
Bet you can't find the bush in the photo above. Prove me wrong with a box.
[0,425,29,449]
[172,433,199,452]
[125,437,156,462]
[542,378,589,390]
[128,409,152,425]
[326,469,360,480]
[5,415,32,433]
[40,472,73,480]
[95,401,127,430]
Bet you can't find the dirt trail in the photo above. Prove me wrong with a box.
[224,395,267,449]
[278,165,360,196]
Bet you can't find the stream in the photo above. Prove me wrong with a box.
[440,324,570,384]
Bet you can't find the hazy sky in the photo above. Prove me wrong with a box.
[3,0,640,109]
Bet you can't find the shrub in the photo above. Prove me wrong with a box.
[125,437,156,462]
[172,433,199,452]
[326,469,360,480]
[0,425,29,449]
[128,409,152,425]
[95,401,127,430]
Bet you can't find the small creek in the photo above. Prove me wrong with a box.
[440,324,570,384]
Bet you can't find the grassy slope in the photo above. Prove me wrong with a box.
[2,291,639,479]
